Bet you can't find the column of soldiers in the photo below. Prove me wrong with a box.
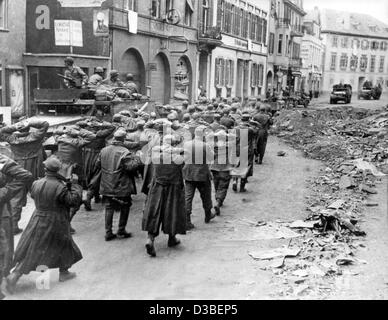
[0,89,274,297]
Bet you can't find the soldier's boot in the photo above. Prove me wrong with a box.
[0,270,4,300]
[5,270,22,295]
[59,268,77,282]
[117,208,131,239]
[83,191,93,211]
[186,214,195,230]
[214,199,222,216]
[145,234,156,257]
[240,179,247,193]
[204,209,216,224]
[168,234,181,248]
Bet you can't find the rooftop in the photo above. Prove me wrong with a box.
[320,8,388,38]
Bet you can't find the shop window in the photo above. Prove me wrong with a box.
[360,55,368,71]
[350,55,358,71]
[330,53,337,71]
[151,0,161,18]
[379,56,385,73]
[340,54,348,70]
[370,55,376,72]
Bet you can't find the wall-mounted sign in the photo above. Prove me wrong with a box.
[54,20,83,47]
[148,63,157,71]
[58,0,105,7]
[93,9,109,37]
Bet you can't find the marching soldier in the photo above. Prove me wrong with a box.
[6,157,83,294]
[0,154,32,300]
[0,119,49,234]
[253,105,273,165]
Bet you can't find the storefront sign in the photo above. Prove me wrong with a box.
[58,0,105,7]
[54,20,83,47]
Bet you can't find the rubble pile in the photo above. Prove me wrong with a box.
[260,106,388,298]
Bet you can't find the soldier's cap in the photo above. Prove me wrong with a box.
[187,105,195,112]
[110,70,119,77]
[113,129,127,139]
[95,67,104,73]
[167,113,177,121]
[182,114,191,121]
[43,156,62,173]
[194,125,207,137]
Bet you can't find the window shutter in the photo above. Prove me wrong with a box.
[215,58,220,86]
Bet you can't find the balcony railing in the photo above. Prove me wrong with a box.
[200,26,222,40]
[199,26,223,52]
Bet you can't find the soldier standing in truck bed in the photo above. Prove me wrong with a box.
[63,57,88,89]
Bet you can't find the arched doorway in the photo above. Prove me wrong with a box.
[151,53,171,105]
[266,70,273,94]
[119,48,146,93]
[174,56,192,102]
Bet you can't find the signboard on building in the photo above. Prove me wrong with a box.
[93,9,109,37]
[54,20,83,47]
[58,0,105,7]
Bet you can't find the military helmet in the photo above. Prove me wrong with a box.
[126,73,134,81]
[110,70,119,77]
[64,56,74,65]
[95,67,104,74]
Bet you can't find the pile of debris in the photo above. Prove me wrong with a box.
[260,106,388,297]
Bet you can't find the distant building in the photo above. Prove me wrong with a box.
[320,8,388,93]
[266,0,306,95]
[300,6,324,96]
[199,0,269,100]
[0,0,26,117]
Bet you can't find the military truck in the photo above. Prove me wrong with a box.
[330,84,352,104]
[358,81,382,100]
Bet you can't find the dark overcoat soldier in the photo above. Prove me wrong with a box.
[0,154,32,300]
[253,105,273,165]
[142,135,186,257]
[6,156,83,294]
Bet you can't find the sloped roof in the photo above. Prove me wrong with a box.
[320,8,388,38]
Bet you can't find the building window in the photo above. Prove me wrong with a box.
[380,41,387,51]
[258,64,264,87]
[165,0,174,15]
[257,16,263,43]
[341,37,348,48]
[0,64,2,106]
[330,53,337,71]
[361,39,369,50]
[332,36,338,48]
[124,0,137,11]
[379,56,385,73]
[269,32,275,55]
[340,54,348,70]
[251,63,258,87]
[350,55,358,71]
[0,0,8,29]
[285,35,289,56]
[370,55,376,72]
[371,41,379,50]
[262,18,267,44]
[151,0,161,18]
[185,0,194,26]
[278,34,283,54]
[352,38,360,49]
[360,55,368,71]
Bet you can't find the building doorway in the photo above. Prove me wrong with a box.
[151,53,171,105]
[119,48,146,94]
